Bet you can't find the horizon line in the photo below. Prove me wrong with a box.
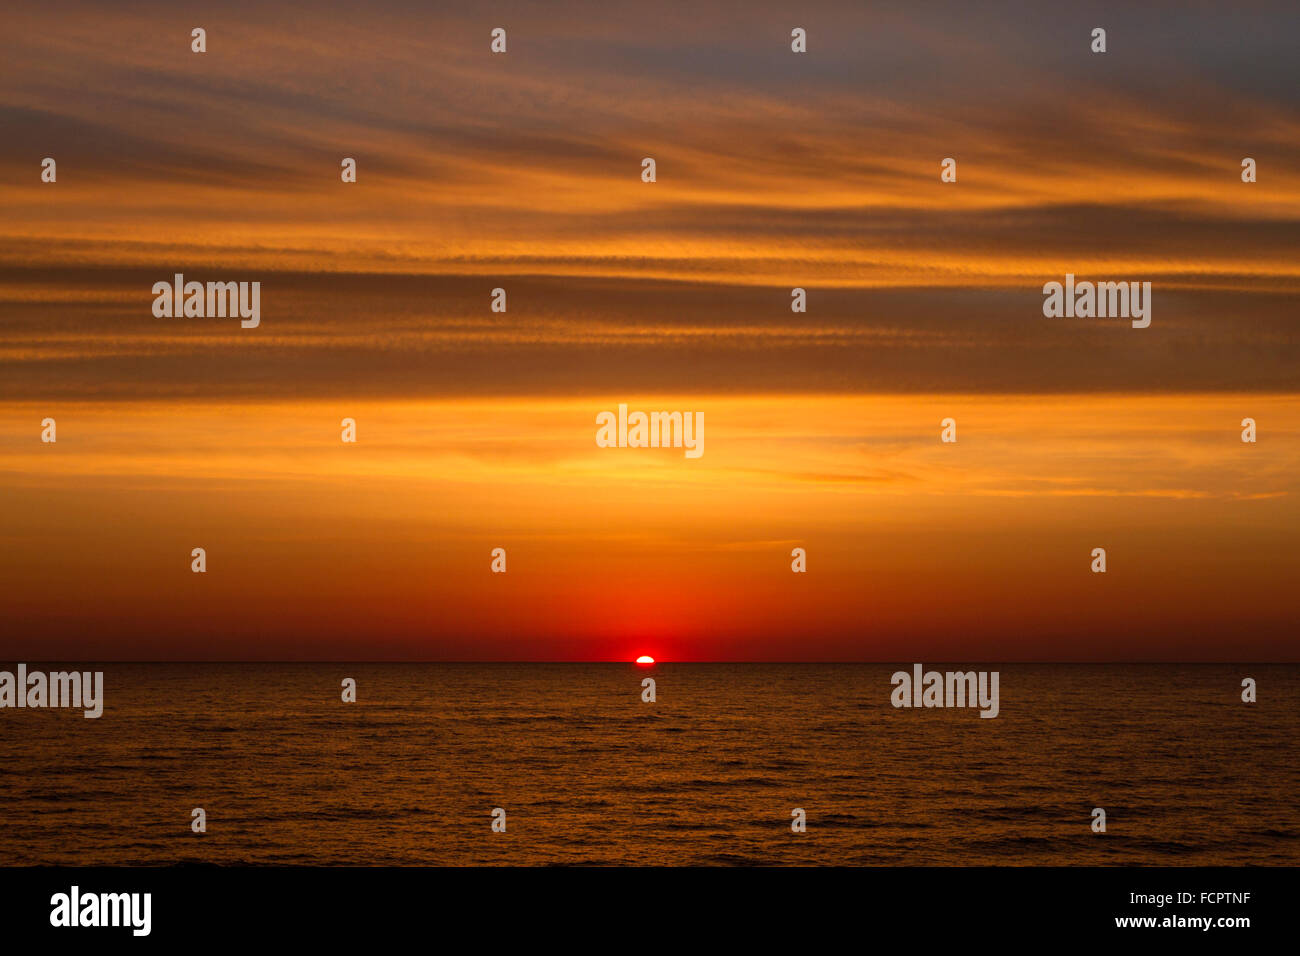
[2,660,1293,666]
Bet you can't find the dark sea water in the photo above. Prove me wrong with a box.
[0,664,1295,866]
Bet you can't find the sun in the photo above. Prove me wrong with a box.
[635,655,655,665]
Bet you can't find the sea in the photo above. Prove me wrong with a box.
[0,663,1295,866]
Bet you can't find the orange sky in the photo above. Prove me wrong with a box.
[2,395,1296,660]
[0,1,1296,659]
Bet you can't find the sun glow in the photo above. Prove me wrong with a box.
[635,655,655,665]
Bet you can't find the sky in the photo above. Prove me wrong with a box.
[0,0,1296,660]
